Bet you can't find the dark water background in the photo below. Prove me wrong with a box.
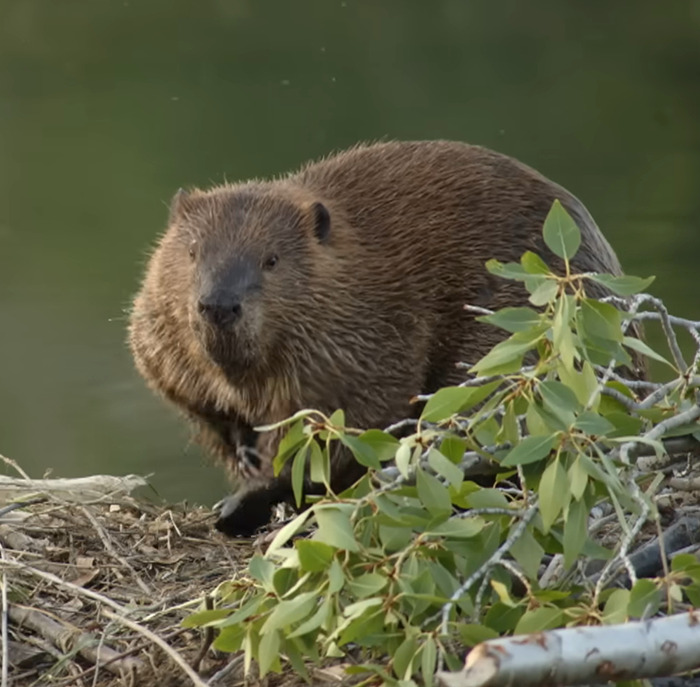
[1,1,699,506]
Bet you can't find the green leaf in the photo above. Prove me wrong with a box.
[499,400,519,444]
[671,553,700,574]
[395,441,417,478]
[478,307,542,333]
[329,408,345,428]
[248,555,275,590]
[558,361,599,409]
[291,443,308,507]
[628,579,661,619]
[457,623,499,646]
[575,410,615,436]
[463,488,509,509]
[421,386,473,423]
[528,279,559,306]
[287,598,331,639]
[421,636,437,687]
[284,639,311,681]
[425,516,484,539]
[603,588,630,624]
[258,628,281,676]
[266,510,313,554]
[622,336,673,368]
[212,624,246,652]
[392,635,418,680]
[261,591,318,635]
[521,251,551,275]
[526,402,553,436]
[314,506,360,552]
[580,299,622,342]
[308,439,330,485]
[485,259,530,281]
[587,273,655,296]
[552,294,576,371]
[603,410,644,438]
[484,602,524,633]
[272,420,306,474]
[539,380,581,415]
[328,558,345,594]
[416,467,452,517]
[539,456,569,532]
[215,595,269,630]
[501,434,558,467]
[343,597,384,619]
[358,429,400,462]
[568,457,589,500]
[471,330,545,375]
[542,199,581,260]
[295,540,335,572]
[563,497,588,568]
[510,526,545,579]
[440,435,467,463]
[428,448,464,487]
[379,525,412,551]
[513,606,564,635]
[181,608,236,628]
[348,572,388,599]
[340,433,381,469]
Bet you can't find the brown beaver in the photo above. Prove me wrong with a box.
[128,140,629,537]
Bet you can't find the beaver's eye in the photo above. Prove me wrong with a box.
[188,240,197,261]
[263,254,279,270]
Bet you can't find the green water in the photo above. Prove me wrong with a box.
[1,1,699,505]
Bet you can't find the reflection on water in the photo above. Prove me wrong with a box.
[1,1,699,504]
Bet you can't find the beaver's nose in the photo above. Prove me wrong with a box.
[197,295,242,328]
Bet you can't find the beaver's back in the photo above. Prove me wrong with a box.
[290,140,623,387]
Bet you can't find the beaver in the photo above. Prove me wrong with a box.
[128,140,630,537]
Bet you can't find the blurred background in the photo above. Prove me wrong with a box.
[1,0,699,505]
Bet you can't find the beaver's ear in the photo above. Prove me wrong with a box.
[310,201,331,243]
[168,188,200,224]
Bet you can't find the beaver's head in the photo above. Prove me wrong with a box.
[167,185,333,381]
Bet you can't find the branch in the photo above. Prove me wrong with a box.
[436,611,700,687]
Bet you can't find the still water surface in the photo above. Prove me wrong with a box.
[1,1,699,504]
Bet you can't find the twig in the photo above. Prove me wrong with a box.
[102,608,209,687]
[438,503,539,637]
[0,558,131,614]
[0,455,31,480]
[208,655,245,685]
[78,505,152,596]
[645,403,700,442]
[0,498,48,519]
[191,595,215,672]
[600,385,641,411]
[636,295,688,371]
[8,605,142,677]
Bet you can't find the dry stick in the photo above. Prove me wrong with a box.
[101,608,209,687]
[208,655,245,685]
[50,643,152,687]
[8,606,142,677]
[0,454,31,480]
[2,560,207,687]
[78,505,152,596]
[191,595,215,673]
[0,559,131,615]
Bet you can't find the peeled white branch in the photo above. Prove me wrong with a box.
[436,611,700,687]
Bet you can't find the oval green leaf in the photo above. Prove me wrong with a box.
[542,199,581,260]
[501,434,558,467]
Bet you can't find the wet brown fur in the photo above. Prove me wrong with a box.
[129,140,630,535]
